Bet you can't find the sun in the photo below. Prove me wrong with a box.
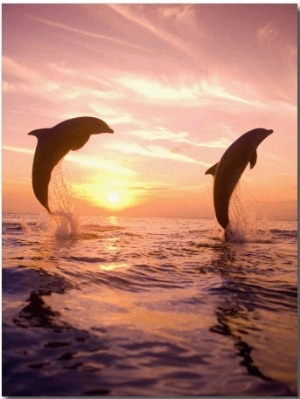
[107,192,120,204]
[73,179,136,210]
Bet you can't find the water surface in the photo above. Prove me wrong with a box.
[2,214,297,396]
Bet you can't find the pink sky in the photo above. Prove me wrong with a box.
[2,4,297,219]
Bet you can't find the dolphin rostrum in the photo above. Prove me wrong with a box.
[205,128,273,236]
[28,116,114,213]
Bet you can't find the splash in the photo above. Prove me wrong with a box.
[209,180,271,243]
[48,161,80,238]
[51,211,80,239]
[227,180,271,243]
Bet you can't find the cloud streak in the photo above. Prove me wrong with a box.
[106,142,209,167]
[114,73,266,108]
[129,127,232,149]
[3,145,136,176]
[2,56,60,95]
[108,4,200,60]
[27,14,150,52]
[2,145,34,155]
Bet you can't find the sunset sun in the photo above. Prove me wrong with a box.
[107,192,120,204]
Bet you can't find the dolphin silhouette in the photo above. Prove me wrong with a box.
[28,116,114,213]
[205,128,273,236]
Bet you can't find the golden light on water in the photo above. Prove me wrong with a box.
[99,262,129,271]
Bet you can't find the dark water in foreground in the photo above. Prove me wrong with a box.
[2,213,298,396]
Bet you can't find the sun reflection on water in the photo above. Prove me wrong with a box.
[99,262,129,271]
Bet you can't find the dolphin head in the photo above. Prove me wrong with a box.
[246,128,273,147]
[86,117,114,135]
[233,128,273,159]
[254,128,273,136]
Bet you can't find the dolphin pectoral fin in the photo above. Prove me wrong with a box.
[71,135,90,151]
[71,142,86,151]
[249,150,257,169]
[205,163,219,176]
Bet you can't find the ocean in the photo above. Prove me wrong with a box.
[2,212,298,396]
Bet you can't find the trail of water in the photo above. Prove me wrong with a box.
[207,180,272,244]
[48,161,80,238]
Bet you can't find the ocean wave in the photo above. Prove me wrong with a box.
[2,214,297,396]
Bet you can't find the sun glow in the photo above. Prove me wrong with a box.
[103,190,135,210]
[107,192,120,204]
[72,172,138,211]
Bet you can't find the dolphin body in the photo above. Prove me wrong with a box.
[205,128,273,236]
[28,116,114,213]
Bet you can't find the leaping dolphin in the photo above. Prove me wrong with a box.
[28,116,114,213]
[205,128,273,238]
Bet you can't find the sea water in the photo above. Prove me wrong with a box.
[2,211,297,396]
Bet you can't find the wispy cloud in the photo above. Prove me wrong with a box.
[3,54,265,125]
[108,4,200,60]
[2,56,126,122]
[129,127,232,149]
[257,21,278,46]
[128,185,169,192]
[201,79,263,106]
[2,56,60,95]
[257,20,297,60]
[115,75,202,105]
[114,73,265,107]
[2,145,34,155]
[106,142,209,167]
[65,154,136,176]
[27,14,150,52]
[3,56,119,103]
[3,145,136,176]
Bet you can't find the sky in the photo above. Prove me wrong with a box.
[2,3,298,219]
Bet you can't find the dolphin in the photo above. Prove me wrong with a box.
[28,116,114,213]
[205,128,273,236]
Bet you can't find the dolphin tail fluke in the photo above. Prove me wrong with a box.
[205,162,219,176]
[249,150,257,169]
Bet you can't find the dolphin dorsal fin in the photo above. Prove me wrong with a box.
[249,150,257,169]
[28,128,50,139]
[205,162,219,176]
